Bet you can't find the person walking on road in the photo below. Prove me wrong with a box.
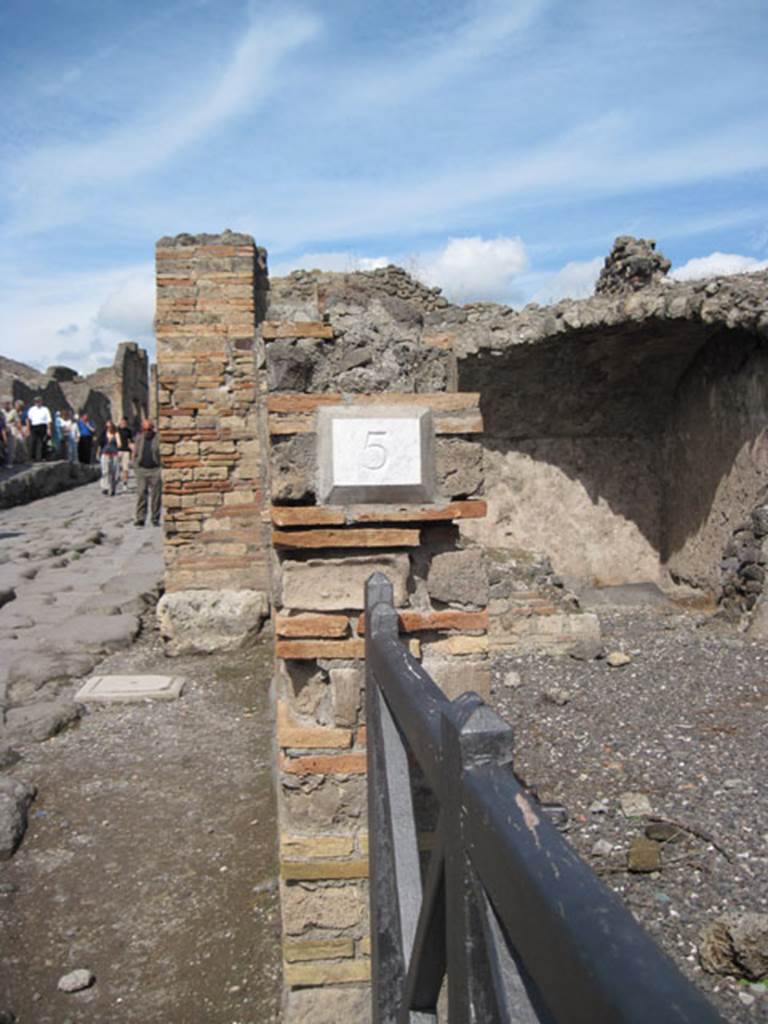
[27,396,52,462]
[5,401,26,465]
[98,420,121,496]
[134,417,162,527]
[59,409,78,463]
[77,411,96,464]
[117,416,134,491]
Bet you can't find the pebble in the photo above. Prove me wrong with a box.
[620,792,653,818]
[0,883,18,896]
[543,687,571,706]
[592,838,613,857]
[628,836,662,873]
[503,670,523,689]
[645,822,684,843]
[606,651,632,667]
[738,991,755,1006]
[57,969,95,993]
[589,798,610,815]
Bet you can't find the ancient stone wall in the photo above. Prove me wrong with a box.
[454,260,768,594]
[261,279,490,1021]
[0,343,149,433]
[154,231,768,1021]
[661,325,768,591]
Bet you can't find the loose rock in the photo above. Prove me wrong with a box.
[543,687,571,706]
[0,775,36,860]
[620,792,653,818]
[699,913,768,981]
[57,969,95,993]
[606,650,632,667]
[628,836,662,873]
[592,838,613,857]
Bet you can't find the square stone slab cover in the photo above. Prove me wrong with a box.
[75,674,185,703]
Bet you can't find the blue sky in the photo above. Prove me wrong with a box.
[1,0,767,372]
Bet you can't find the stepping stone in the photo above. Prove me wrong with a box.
[75,674,185,703]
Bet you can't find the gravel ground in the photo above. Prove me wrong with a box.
[491,606,768,1023]
[0,617,281,1024]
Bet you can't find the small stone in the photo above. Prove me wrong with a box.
[620,792,653,818]
[738,992,755,1007]
[503,670,523,689]
[589,798,610,815]
[592,839,613,857]
[0,747,20,771]
[57,969,95,993]
[699,912,768,980]
[628,836,662,873]
[543,687,570,706]
[0,882,17,895]
[723,778,745,790]
[645,822,684,844]
[606,651,632,667]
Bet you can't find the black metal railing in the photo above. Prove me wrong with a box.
[364,572,725,1024]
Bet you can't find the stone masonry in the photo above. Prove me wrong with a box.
[155,231,768,1021]
[260,278,490,1022]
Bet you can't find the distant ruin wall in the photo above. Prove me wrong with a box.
[0,342,149,432]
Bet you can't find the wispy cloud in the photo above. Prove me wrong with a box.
[4,7,320,234]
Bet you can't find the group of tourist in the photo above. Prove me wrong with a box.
[0,399,162,526]
[0,398,102,467]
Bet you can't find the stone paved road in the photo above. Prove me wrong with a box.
[0,481,163,743]
[0,479,281,1023]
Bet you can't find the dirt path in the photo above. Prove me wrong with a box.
[0,619,280,1024]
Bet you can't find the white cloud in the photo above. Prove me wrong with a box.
[414,236,528,302]
[670,251,768,281]
[96,267,155,337]
[531,256,603,304]
[0,263,155,374]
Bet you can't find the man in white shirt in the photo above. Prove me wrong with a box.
[27,396,52,462]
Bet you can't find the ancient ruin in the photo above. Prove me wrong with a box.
[0,341,150,434]
[153,230,768,1020]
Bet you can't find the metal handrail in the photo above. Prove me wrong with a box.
[364,572,725,1024]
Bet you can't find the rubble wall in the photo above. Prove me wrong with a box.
[661,326,768,591]
[455,269,768,592]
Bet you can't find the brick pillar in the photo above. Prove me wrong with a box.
[155,230,270,596]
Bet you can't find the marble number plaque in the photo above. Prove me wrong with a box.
[316,405,436,504]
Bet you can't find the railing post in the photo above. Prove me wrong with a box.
[366,573,423,1024]
[441,694,521,1024]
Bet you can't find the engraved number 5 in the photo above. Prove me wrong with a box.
[362,430,388,470]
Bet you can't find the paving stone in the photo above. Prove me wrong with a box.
[44,614,140,655]
[0,774,36,860]
[4,700,84,743]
